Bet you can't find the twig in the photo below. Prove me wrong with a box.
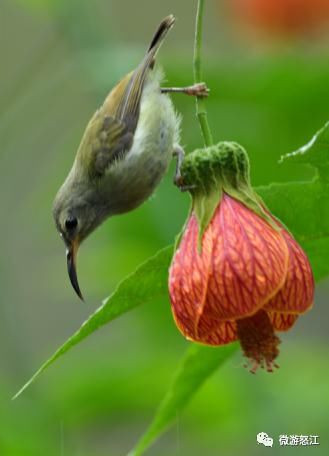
[193,0,213,147]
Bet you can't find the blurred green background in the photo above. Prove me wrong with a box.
[1,0,329,455]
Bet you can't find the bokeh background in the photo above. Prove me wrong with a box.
[1,0,329,455]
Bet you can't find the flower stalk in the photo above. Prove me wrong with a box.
[194,0,214,147]
[169,0,314,374]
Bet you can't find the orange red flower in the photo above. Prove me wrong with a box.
[169,144,314,372]
[229,0,329,38]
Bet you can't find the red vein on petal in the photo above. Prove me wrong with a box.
[204,195,289,320]
[194,217,214,339]
[265,225,314,315]
[269,312,298,332]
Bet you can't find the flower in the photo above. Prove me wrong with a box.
[229,0,329,39]
[169,143,314,372]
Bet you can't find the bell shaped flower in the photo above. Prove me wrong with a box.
[169,143,314,372]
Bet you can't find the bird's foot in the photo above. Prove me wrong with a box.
[173,145,197,192]
[162,82,209,98]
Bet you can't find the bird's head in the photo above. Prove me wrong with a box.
[52,181,104,300]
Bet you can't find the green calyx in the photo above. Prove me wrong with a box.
[179,142,278,247]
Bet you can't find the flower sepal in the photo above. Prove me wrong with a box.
[179,142,278,246]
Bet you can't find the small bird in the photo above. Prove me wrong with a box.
[53,15,208,300]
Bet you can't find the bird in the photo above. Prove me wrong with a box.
[53,15,209,300]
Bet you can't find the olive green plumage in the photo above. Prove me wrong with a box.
[53,15,180,299]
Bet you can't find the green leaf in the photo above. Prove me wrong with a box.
[13,245,173,400]
[258,121,329,281]
[280,120,329,178]
[127,121,329,455]
[127,343,238,456]
[14,121,329,455]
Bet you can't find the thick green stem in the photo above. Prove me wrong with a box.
[194,0,214,147]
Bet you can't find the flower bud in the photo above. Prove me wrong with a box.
[169,143,314,372]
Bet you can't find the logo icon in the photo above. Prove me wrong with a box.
[257,432,274,447]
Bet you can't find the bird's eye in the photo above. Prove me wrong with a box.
[65,216,78,231]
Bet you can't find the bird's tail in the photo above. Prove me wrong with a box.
[147,15,175,58]
[114,16,175,122]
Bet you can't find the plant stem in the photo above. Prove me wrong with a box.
[194,0,213,147]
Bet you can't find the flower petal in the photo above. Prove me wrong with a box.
[265,225,314,315]
[204,194,289,320]
[269,312,298,331]
[169,213,213,339]
[174,312,237,345]
[193,318,237,345]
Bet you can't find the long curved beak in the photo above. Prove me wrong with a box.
[66,240,84,301]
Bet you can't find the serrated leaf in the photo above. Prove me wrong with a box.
[280,120,329,179]
[258,180,329,281]
[13,245,173,400]
[14,121,329,456]
[127,343,238,456]
[258,122,329,281]
[126,122,329,455]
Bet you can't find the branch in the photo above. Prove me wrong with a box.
[193,0,213,147]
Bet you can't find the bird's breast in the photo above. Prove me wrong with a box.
[103,74,180,215]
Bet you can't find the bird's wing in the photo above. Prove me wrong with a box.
[113,52,154,131]
[78,16,175,178]
[76,101,131,179]
[79,55,153,178]
[113,15,175,131]
[91,113,134,178]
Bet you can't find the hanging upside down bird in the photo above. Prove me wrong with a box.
[53,15,209,300]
